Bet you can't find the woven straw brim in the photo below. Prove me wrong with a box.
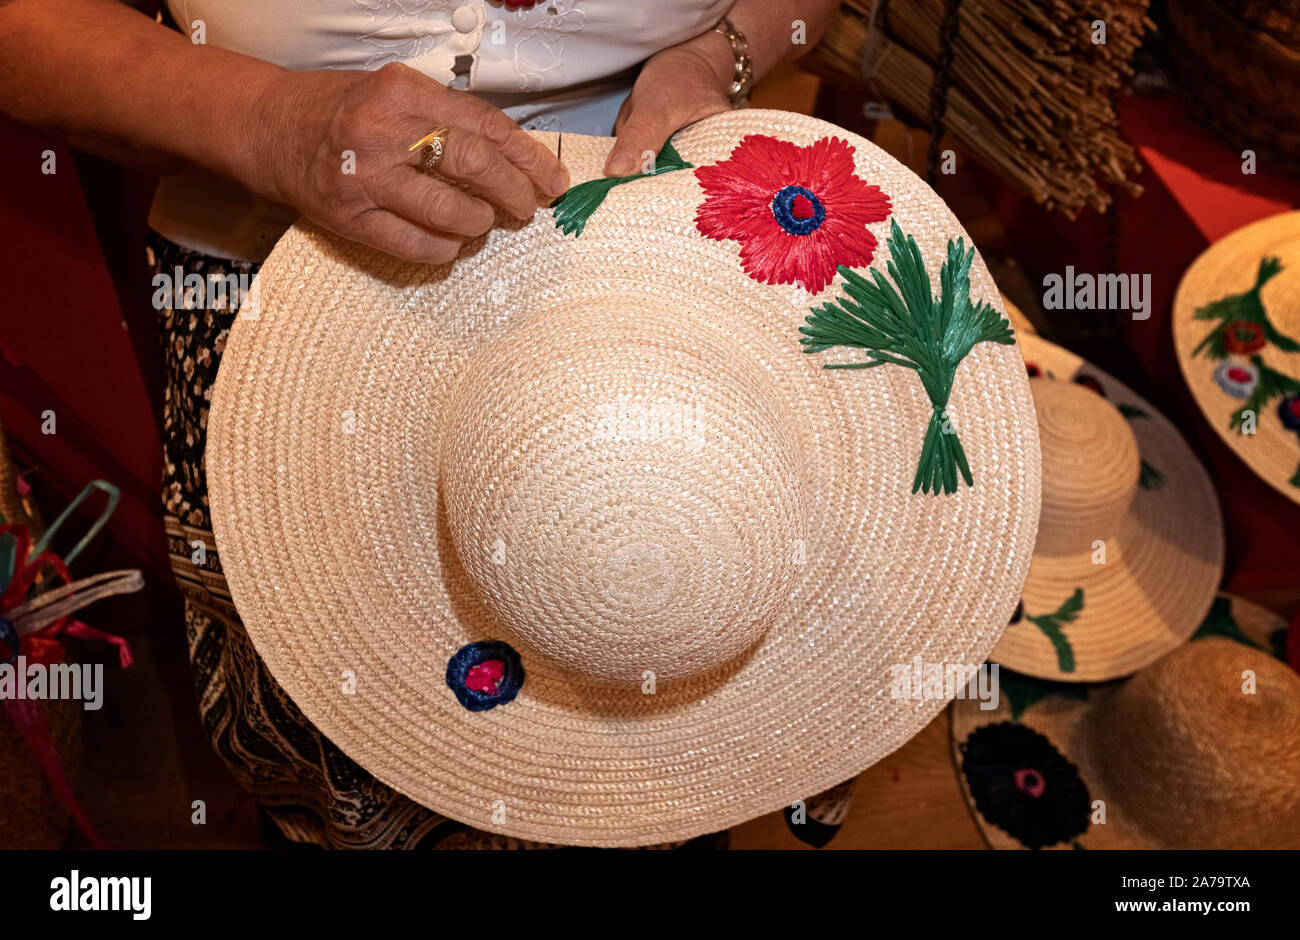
[990,333,1224,682]
[1173,210,1300,505]
[206,110,1041,847]
[953,622,1298,850]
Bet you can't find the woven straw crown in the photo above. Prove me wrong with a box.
[1033,380,1139,558]
[1086,638,1300,848]
[443,297,809,682]
[207,110,1041,845]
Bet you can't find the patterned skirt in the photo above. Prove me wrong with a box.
[149,229,853,849]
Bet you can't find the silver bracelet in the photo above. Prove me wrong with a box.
[712,17,753,107]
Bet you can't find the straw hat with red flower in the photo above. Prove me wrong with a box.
[206,110,1042,847]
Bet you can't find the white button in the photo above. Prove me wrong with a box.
[451,6,478,33]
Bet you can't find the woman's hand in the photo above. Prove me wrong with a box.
[603,33,734,177]
[246,63,571,264]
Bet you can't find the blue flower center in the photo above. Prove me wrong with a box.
[771,185,826,235]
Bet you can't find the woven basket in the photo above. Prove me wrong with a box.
[0,417,83,849]
[1166,0,1300,172]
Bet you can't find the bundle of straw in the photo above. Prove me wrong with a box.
[807,0,1152,218]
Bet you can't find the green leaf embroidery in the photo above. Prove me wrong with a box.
[551,141,693,237]
[1024,588,1084,673]
[998,668,1088,722]
[1138,458,1165,491]
[799,219,1015,494]
[1117,403,1149,419]
[1192,257,1300,360]
[1193,595,1264,650]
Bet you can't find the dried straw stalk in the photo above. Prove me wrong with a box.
[807,0,1152,217]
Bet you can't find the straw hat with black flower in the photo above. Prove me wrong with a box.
[990,332,1224,683]
[951,624,1300,850]
[205,110,1041,847]
[1173,210,1300,505]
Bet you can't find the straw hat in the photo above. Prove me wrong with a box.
[950,634,1300,849]
[990,332,1224,682]
[205,110,1042,847]
[1173,210,1300,505]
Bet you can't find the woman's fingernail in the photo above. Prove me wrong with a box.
[605,153,636,177]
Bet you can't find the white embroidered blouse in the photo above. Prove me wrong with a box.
[151,0,730,260]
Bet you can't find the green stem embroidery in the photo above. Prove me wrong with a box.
[800,219,1015,495]
[1025,588,1084,673]
[551,141,693,237]
[1192,257,1300,359]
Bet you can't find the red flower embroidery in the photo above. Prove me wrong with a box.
[1223,320,1266,355]
[694,135,892,294]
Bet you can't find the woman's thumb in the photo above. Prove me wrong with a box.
[603,112,668,177]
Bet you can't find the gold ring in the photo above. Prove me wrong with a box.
[408,126,449,170]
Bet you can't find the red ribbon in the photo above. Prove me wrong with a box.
[19,618,133,670]
[1,523,133,848]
